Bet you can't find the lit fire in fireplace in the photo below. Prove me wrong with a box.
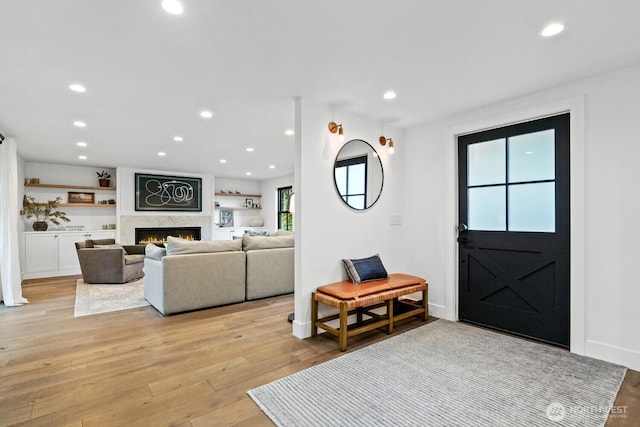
[135,227,202,245]
[137,234,197,245]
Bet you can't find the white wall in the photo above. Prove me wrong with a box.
[293,98,405,338]
[404,62,640,370]
[259,174,294,231]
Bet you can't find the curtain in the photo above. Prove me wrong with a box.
[0,138,28,306]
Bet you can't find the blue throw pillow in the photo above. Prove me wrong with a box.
[342,254,388,284]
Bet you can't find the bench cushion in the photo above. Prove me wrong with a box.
[316,273,425,300]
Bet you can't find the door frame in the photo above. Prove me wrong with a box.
[444,95,586,355]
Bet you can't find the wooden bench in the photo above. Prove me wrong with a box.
[311,273,428,351]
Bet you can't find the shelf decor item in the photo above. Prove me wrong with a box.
[20,195,70,231]
[68,192,95,204]
[97,170,111,187]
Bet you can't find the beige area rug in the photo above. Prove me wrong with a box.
[74,278,149,317]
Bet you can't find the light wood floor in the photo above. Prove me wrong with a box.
[1,276,638,426]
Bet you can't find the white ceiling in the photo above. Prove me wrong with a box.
[2,1,640,180]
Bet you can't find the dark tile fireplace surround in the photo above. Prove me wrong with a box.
[135,227,201,245]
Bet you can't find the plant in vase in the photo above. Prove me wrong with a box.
[20,195,70,231]
[97,170,111,187]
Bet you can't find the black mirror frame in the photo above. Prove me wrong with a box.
[333,139,384,210]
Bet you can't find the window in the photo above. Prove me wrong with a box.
[277,186,293,231]
[334,155,367,210]
[467,129,556,232]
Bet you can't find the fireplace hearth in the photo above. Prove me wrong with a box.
[135,227,201,245]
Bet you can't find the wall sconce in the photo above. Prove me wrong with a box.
[328,122,345,143]
[379,136,395,155]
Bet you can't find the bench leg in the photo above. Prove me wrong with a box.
[421,287,428,321]
[311,293,318,337]
[387,298,394,334]
[339,301,348,351]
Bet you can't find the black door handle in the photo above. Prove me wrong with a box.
[457,236,472,244]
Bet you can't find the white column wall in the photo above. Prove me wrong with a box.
[293,98,405,338]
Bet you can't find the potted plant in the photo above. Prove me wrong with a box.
[97,170,111,187]
[20,195,70,231]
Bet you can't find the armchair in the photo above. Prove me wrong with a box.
[75,239,146,284]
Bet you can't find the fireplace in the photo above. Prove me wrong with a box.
[135,227,201,245]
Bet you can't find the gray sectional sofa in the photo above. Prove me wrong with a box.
[143,233,294,315]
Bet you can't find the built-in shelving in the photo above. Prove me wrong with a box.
[25,183,116,191]
[34,203,116,208]
[25,183,117,207]
[215,206,261,210]
[214,192,261,197]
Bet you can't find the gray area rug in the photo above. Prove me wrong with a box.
[74,278,149,317]
[248,320,626,427]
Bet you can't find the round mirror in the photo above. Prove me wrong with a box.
[333,139,384,210]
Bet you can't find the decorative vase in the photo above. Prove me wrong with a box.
[98,179,111,187]
[32,221,48,231]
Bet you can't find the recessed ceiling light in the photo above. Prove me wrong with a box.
[285,129,294,136]
[219,159,227,163]
[246,172,252,176]
[73,120,86,128]
[76,141,87,147]
[246,147,254,152]
[158,151,166,156]
[173,136,183,142]
[200,110,213,119]
[383,91,397,100]
[78,155,87,160]
[162,0,183,15]
[69,83,86,93]
[541,22,564,37]
[269,165,276,169]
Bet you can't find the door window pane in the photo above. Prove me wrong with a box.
[508,130,555,183]
[468,139,506,186]
[508,182,555,232]
[468,186,506,231]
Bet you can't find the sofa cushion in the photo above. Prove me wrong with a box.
[85,238,116,248]
[342,254,388,284]
[124,254,146,265]
[243,234,294,251]
[145,243,166,260]
[94,243,125,251]
[269,230,294,237]
[166,235,242,255]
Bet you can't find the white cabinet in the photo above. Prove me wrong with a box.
[213,229,233,241]
[23,230,116,279]
[24,233,59,274]
[212,228,266,241]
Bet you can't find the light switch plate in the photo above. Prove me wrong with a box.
[390,215,402,225]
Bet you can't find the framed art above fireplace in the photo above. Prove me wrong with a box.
[135,173,202,212]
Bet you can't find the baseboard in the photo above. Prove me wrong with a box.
[427,303,446,319]
[585,339,640,371]
[293,319,311,339]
